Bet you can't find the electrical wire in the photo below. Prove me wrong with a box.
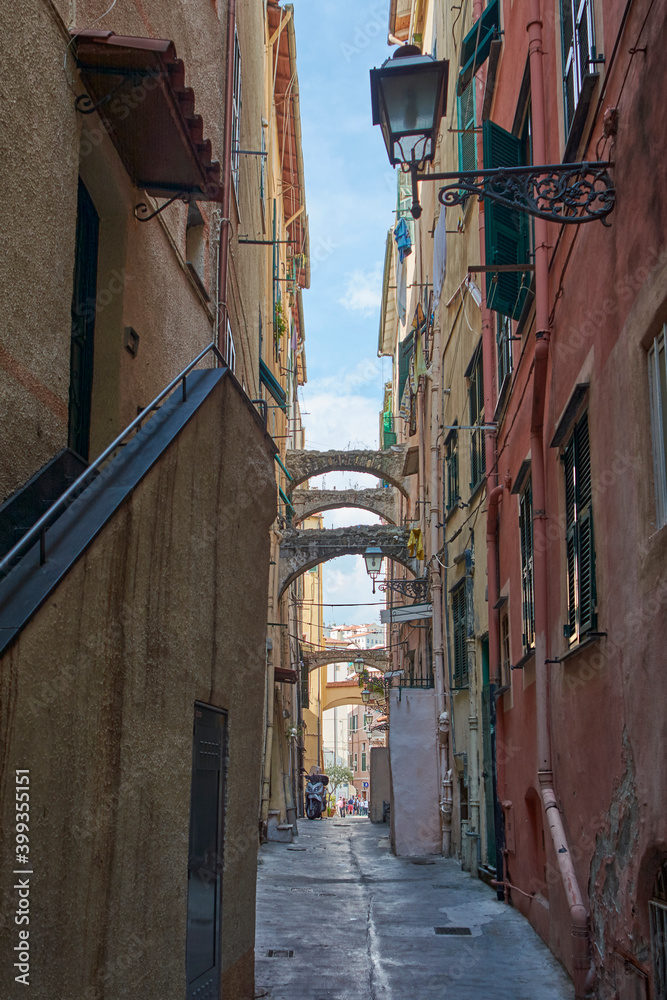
[64,0,120,76]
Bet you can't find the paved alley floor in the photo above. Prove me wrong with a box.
[255,816,572,1000]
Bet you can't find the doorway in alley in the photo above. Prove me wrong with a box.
[186,704,227,1000]
[68,178,99,461]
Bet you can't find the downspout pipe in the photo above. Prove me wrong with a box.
[429,313,450,855]
[217,0,236,355]
[527,4,591,996]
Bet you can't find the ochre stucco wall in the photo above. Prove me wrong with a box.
[0,375,276,999]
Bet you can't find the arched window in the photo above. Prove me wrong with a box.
[650,858,667,998]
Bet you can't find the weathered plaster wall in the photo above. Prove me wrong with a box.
[0,377,276,999]
[388,689,441,856]
[0,0,267,502]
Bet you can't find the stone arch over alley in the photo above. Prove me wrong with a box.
[283,448,409,497]
[303,648,389,673]
[278,524,416,597]
[290,487,398,525]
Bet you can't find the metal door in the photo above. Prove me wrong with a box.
[186,704,227,1000]
[68,179,99,461]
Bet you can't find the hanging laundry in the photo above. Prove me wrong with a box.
[407,527,425,560]
[396,251,407,325]
[394,216,412,263]
[432,207,447,309]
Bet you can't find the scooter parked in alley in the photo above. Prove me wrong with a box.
[305,767,329,820]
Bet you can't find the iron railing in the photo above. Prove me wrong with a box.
[0,341,225,579]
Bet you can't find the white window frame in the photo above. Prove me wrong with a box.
[224,318,236,374]
[231,28,242,200]
[648,326,667,528]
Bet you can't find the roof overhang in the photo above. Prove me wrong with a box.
[73,30,223,201]
[268,4,310,293]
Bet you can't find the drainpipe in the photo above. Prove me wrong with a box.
[217,0,236,354]
[527,5,591,996]
[429,314,450,855]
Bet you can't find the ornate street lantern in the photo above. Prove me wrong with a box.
[363,546,384,594]
[361,688,371,704]
[370,48,615,224]
[370,46,449,171]
[353,655,365,676]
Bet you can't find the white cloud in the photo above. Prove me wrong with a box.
[303,391,380,451]
[338,264,383,316]
[323,555,382,628]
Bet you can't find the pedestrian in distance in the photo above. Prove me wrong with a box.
[337,796,345,818]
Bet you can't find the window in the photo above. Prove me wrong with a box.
[560,0,596,137]
[563,412,596,641]
[483,120,532,320]
[650,859,667,999]
[354,753,358,773]
[457,0,500,96]
[260,124,267,219]
[452,583,468,686]
[468,345,485,492]
[185,202,206,283]
[496,313,513,397]
[223,319,236,374]
[457,80,476,174]
[445,427,459,513]
[648,326,667,528]
[349,714,358,732]
[361,751,367,773]
[231,28,242,199]
[519,479,535,652]
[348,754,353,770]
[500,611,511,686]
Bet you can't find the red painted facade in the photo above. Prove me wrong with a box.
[485,1,667,994]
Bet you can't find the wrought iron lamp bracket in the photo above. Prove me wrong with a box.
[134,191,190,222]
[411,161,615,226]
[378,577,430,601]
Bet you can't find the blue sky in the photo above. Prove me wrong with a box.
[291,1,397,628]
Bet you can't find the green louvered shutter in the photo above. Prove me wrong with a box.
[457,81,477,174]
[483,120,531,320]
[397,331,414,403]
[564,436,577,639]
[458,0,500,96]
[575,416,596,633]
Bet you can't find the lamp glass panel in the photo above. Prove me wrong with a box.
[381,69,440,136]
[364,552,384,574]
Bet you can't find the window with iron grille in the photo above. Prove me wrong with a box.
[519,479,535,652]
[560,0,596,137]
[445,427,459,512]
[648,325,667,528]
[231,28,242,199]
[650,859,667,1000]
[563,412,596,642]
[496,313,513,397]
[468,346,485,492]
[451,583,468,686]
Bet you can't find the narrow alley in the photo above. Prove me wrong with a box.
[255,819,572,1000]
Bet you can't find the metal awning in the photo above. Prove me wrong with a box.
[73,31,223,202]
[260,359,287,412]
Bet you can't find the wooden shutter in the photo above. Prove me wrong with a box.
[482,120,531,320]
[564,436,577,639]
[398,331,414,403]
[575,415,595,632]
[519,481,535,649]
[457,81,477,174]
[458,0,500,96]
[452,585,468,685]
